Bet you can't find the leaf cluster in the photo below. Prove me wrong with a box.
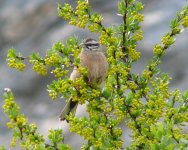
[2,0,188,150]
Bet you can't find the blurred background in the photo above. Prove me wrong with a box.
[0,0,188,149]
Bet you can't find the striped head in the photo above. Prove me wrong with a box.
[83,38,100,52]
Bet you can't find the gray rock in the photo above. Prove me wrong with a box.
[0,0,188,149]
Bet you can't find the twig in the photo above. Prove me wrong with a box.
[122,0,128,53]
[16,56,28,60]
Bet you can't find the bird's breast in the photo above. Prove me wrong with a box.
[79,51,108,84]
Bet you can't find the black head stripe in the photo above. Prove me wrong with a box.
[84,38,100,51]
[85,43,99,47]
[85,38,96,43]
[86,45,92,50]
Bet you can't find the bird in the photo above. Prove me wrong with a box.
[59,38,108,121]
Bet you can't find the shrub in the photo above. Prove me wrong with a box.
[2,0,188,149]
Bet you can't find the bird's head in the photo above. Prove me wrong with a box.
[82,38,100,52]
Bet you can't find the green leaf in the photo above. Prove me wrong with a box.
[7,48,16,58]
[3,89,13,100]
[170,19,179,28]
[180,138,188,145]
[102,88,111,99]
[135,2,143,11]
[58,143,71,150]
[52,41,64,52]
[36,143,46,150]
[150,143,160,150]
[118,1,126,15]
[29,52,43,63]
[48,129,64,144]
[126,91,133,104]
[161,73,169,82]
[0,146,5,150]
[183,90,188,100]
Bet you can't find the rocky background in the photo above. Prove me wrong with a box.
[0,0,188,149]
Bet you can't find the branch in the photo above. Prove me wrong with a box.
[122,0,128,54]
[147,10,187,77]
[127,74,149,102]
[16,56,28,60]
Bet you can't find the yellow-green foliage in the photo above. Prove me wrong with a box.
[3,0,188,149]
[2,89,70,150]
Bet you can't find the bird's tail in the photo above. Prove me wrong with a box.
[59,98,78,121]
